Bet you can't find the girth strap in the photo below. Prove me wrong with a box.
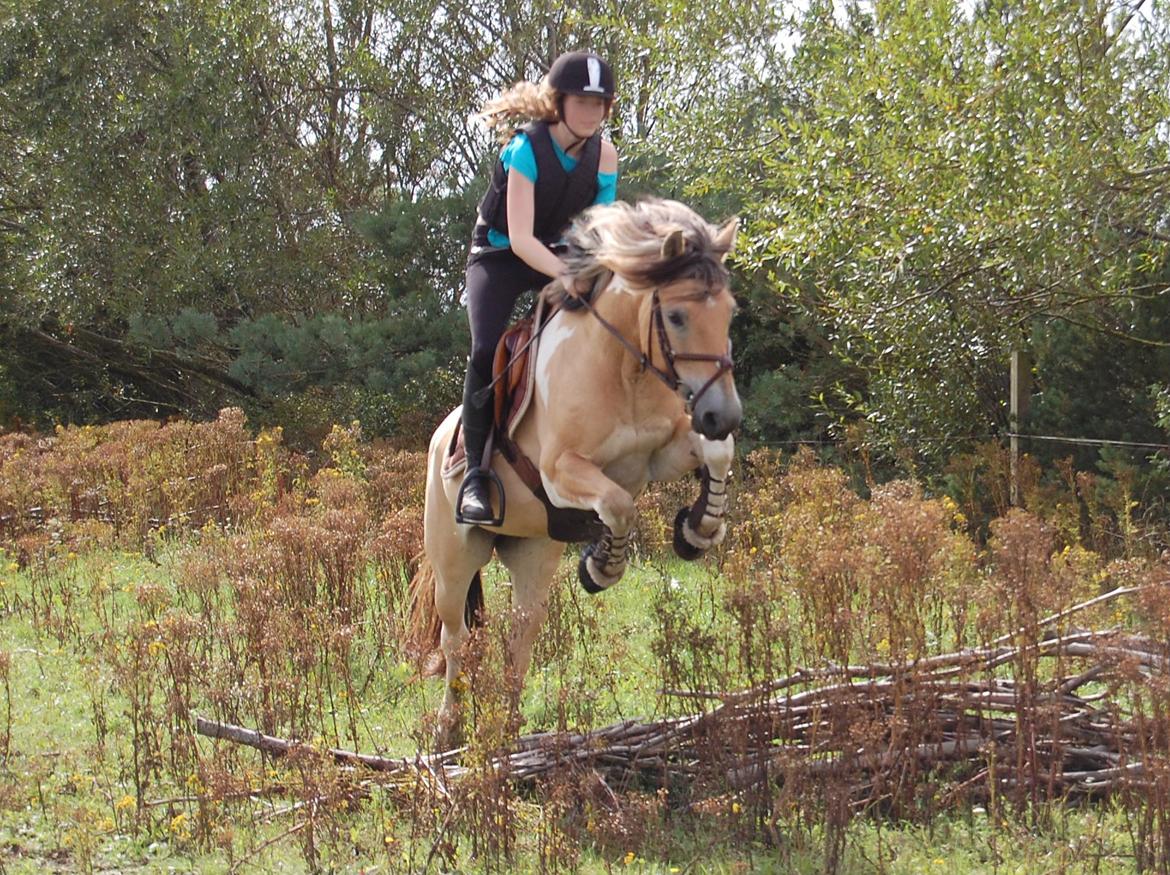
[497,434,605,544]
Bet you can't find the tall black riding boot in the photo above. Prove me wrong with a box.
[458,366,494,524]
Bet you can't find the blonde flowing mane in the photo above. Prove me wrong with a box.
[546,200,732,305]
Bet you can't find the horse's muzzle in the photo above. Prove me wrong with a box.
[691,385,742,440]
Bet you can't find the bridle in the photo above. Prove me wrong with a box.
[578,285,734,413]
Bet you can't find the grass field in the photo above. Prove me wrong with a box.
[1,414,1168,873]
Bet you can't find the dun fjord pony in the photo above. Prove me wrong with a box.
[410,199,742,748]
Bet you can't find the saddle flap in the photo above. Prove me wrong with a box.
[444,296,550,482]
[493,316,535,432]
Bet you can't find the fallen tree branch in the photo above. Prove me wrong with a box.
[195,623,1169,811]
[194,717,459,774]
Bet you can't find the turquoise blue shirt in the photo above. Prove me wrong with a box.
[486,131,618,248]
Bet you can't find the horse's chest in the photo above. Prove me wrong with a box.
[596,421,674,486]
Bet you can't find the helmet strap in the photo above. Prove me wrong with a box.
[562,127,589,150]
[555,94,609,152]
[555,112,591,152]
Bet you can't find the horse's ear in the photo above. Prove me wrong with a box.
[715,217,739,261]
[660,228,686,260]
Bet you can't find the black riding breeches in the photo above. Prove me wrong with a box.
[460,249,552,468]
[464,249,552,384]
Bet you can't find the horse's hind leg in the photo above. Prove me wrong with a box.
[495,536,563,709]
[430,525,495,750]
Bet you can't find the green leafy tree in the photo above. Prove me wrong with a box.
[0,0,793,431]
[700,0,1170,469]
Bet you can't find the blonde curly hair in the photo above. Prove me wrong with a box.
[476,79,561,143]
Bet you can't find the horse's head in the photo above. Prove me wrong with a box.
[560,199,744,440]
[651,219,742,440]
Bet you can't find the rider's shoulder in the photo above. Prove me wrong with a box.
[503,128,533,151]
[500,130,537,175]
[599,138,618,172]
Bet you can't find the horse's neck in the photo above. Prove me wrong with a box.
[572,285,646,384]
[521,283,680,475]
[530,282,651,412]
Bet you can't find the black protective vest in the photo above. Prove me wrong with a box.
[474,121,601,249]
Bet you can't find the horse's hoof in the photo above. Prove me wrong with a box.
[579,544,624,594]
[672,507,706,560]
[579,551,605,594]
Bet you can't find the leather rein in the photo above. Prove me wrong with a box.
[577,285,734,412]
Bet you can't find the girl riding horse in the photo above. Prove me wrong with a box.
[458,51,619,524]
[414,198,742,749]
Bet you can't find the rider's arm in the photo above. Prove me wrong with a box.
[507,136,619,289]
[506,170,569,280]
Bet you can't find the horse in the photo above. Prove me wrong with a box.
[408,199,742,749]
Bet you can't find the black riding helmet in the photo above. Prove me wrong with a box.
[548,51,615,100]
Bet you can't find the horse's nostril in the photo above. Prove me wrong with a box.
[701,410,722,438]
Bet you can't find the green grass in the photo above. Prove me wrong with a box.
[0,545,1150,873]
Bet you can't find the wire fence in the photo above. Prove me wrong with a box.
[745,432,1170,453]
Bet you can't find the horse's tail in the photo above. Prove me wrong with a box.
[405,553,485,678]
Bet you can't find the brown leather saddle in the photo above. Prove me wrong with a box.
[442,298,604,543]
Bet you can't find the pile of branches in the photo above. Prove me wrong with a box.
[197,587,1168,809]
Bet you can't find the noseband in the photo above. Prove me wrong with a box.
[578,287,734,412]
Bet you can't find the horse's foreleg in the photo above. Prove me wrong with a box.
[578,527,633,594]
[673,433,734,559]
[541,451,635,592]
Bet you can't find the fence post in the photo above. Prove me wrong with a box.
[1010,349,1032,507]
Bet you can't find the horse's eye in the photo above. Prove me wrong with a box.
[667,310,686,329]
